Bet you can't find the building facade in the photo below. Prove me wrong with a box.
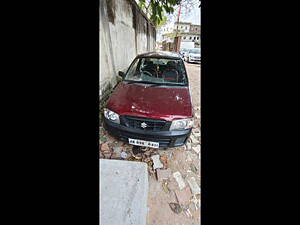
[160,21,201,49]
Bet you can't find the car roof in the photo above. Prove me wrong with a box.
[136,51,182,60]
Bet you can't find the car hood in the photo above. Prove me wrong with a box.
[190,53,200,57]
[106,82,193,121]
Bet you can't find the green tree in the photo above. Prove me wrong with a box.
[156,15,168,28]
[137,0,200,26]
[195,40,200,46]
[137,0,181,25]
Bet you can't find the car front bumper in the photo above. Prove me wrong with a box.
[189,58,201,63]
[103,118,192,148]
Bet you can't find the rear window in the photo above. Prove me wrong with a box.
[124,57,187,86]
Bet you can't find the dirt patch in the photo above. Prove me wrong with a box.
[106,0,116,24]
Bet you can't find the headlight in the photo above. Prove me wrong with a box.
[104,108,120,124]
[169,118,193,130]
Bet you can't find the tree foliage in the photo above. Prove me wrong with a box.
[156,15,167,28]
[137,0,200,26]
[137,0,181,25]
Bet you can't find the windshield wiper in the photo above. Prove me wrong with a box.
[125,80,158,85]
[147,83,164,87]
[125,80,142,84]
[147,83,187,87]
[125,80,186,87]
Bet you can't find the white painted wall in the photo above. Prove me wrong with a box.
[100,0,156,96]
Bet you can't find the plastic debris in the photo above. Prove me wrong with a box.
[192,145,200,154]
[120,152,128,159]
[173,171,186,190]
[190,164,198,174]
[162,181,170,193]
[151,155,164,169]
[186,177,201,195]
[169,203,182,214]
[100,136,107,143]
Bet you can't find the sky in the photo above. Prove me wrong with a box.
[167,5,201,25]
[179,6,201,25]
[135,0,201,25]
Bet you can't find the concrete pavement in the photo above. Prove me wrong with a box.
[185,62,201,109]
[100,159,149,225]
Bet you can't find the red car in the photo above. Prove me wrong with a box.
[103,51,193,148]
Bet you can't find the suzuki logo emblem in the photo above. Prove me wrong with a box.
[141,122,147,128]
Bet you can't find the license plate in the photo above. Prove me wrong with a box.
[128,138,159,148]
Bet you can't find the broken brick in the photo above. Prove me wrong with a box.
[103,152,112,159]
[157,168,171,182]
[190,134,199,144]
[159,154,168,168]
[186,142,192,150]
[110,153,120,159]
[192,145,200,154]
[151,155,163,169]
[186,177,201,195]
[173,171,186,190]
[112,146,123,154]
[101,143,110,152]
[175,186,192,205]
[99,152,105,159]
[169,203,182,214]
[167,178,178,191]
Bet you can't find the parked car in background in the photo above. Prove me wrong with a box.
[179,48,190,59]
[184,48,201,64]
[103,51,193,148]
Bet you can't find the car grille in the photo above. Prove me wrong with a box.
[118,132,172,147]
[120,115,170,131]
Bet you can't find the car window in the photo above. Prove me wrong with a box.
[125,57,187,86]
[190,49,200,54]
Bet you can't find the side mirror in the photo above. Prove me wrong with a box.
[118,71,125,78]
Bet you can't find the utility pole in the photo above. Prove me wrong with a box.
[174,5,182,52]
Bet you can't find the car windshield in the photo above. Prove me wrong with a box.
[190,49,200,54]
[124,57,187,86]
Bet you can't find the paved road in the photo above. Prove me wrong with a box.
[146,62,201,225]
[185,62,201,109]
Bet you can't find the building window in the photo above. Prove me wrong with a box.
[197,37,199,40]
[189,36,192,40]
[183,36,186,40]
[194,37,196,40]
[185,26,187,29]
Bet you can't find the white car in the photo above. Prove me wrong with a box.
[184,48,201,64]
